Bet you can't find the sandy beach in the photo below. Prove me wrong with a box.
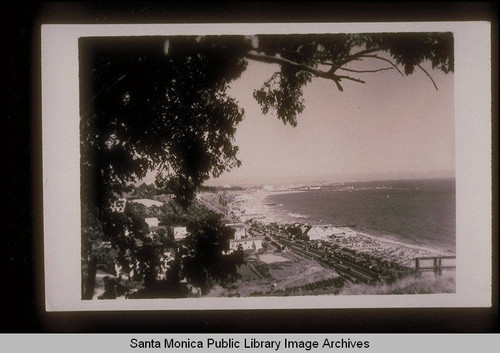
[224,188,450,267]
[198,187,457,297]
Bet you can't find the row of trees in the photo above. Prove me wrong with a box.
[80,33,453,299]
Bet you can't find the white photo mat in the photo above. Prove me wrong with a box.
[41,22,492,311]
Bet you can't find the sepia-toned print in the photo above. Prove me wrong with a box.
[41,22,492,311]
[78,32,455,301]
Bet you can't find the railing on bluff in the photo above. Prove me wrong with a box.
[414,256,456,275]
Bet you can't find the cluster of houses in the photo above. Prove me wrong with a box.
[107,196,264,282]
[140,206,264,255]
[142,218,263,254]
[109,214,187,281]
[225,223,262,253]
[144,217,188,241]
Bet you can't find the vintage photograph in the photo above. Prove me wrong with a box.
[78,32,456,301]
[0,1,493,336]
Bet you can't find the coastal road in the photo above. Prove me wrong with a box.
[282,239,378,283]
[254,229,380,283]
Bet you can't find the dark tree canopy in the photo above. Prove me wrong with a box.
[80,36,250,210]
[160,205,245,295]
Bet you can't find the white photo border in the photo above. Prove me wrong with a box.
[41,22,492,312]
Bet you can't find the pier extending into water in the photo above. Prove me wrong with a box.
[414,256,456,275]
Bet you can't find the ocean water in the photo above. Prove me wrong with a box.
[264,178,456,254]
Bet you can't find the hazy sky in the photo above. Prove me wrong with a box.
[207,56,455,186]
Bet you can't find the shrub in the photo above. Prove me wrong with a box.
[339,272,455,295]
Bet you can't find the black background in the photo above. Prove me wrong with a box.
[1,2,498,333]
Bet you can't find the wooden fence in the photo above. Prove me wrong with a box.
[414,256,456,275]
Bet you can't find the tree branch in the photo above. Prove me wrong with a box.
[336,75,365,84]
[359,55,405,76]
[339,66,394,73]
[263,71,281,87]
[333,80,344,91]
[245,50,374,90]
[417,64,439,90]
[334,48,386,70]
[244,50,344,89]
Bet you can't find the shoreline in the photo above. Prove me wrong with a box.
[226,188,454,267]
